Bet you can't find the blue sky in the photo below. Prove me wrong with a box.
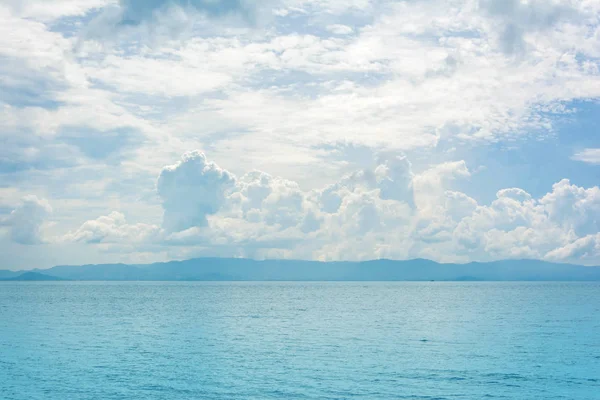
[1,0,600,269]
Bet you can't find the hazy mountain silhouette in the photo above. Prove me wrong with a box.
[1,272,68,281]
[1,258,599,281]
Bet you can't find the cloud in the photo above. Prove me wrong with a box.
[0,7,73,108]
[326,24,354,35]
[451,178,600,262]
[155,151,416,259]
[157,152,417,260]
[413,161,471,212]
[58,126,145,163]
[539,179,600,237]
[1,0,112,21]
[0,5,157,183]
[479,0,580,54]
[319,155,414,213]
[157,0,599,168]
[51,150,600,265]
[154,152,600,264]
[157,150,236,232]
[85,0,267,39]
[572,148,600,165]
[0,195,52,244]
[229,171,307,228]
[284,0,374,15]
[496,188,533,202]
[84,55,233,97]
[545,234,600,263]
[3,0,600,269]
[33,0,598,181]
[118,0,256,24]
[63,211,160,244]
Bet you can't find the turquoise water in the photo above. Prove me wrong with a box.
[1,282,599,399]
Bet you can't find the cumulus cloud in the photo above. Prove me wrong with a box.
[153,151,416,258]
[451,179,600,263]
[157,150,236,232]
[413,161,471,212]
[0,195,52,244]
[545,234,600,264]
[539,179,600,237]
[320,155,414,213]
[58,151,600,265]
[63,211,160,244]
[229,171,307,228]
[152,152,600,264]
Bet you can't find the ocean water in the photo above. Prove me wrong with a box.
[0,282,599,400]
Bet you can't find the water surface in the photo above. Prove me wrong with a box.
[1,282,599,399]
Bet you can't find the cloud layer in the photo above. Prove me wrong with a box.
[38,151,599,266]
[0,0,599,268]
[0,195,52,245]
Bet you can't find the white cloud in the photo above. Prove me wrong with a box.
[153,152,600,265]
[2,0,600,268]
[539,179,600,236]
[284,0,374,15]
[38,150,600,265]
[228,171,307,228]
[0,195,52,244]
[478,0,582,54]
[4,0,596,182]
[205,0,599,159]
[0,6,76,98]
[62,211,160,244]
[326,24,354,35]
[114,0,260,24]
[1,0,114,22]
[413,160,471,212]
[572,148,600,165]
[84,54,234,97]
[451,179,600,262]
[157,150,236,232]
[545,233,600,263]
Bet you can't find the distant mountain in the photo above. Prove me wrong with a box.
[0,270,20,279]
[2,272,68,281]
[1,258,599,281]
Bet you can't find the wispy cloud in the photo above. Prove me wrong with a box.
[572,148,600,165]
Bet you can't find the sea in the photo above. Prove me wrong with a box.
[0,282,599,400]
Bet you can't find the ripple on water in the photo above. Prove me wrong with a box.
[0,281,599,400]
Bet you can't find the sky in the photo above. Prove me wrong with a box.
[0,0,599,270]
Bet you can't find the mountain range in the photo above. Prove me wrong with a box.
[1,258,600,281]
